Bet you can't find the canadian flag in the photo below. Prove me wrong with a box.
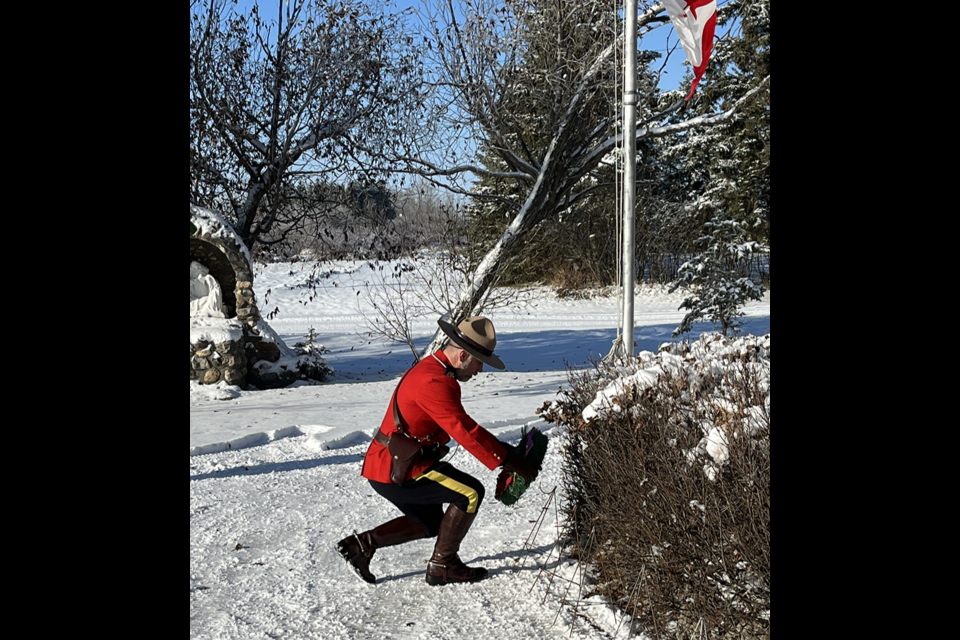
[663,0,717,100]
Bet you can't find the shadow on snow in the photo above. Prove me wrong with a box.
[190,452,364,482]
[318,317,770,383]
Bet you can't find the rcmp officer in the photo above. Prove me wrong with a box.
[336,316,540,585]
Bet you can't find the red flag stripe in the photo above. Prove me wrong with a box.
[663,0,717,99]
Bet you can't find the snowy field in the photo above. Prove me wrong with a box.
[190,259,770,639]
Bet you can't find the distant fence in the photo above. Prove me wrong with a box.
[639,249,770,287]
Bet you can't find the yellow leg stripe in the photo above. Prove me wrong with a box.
[414,470,480,514]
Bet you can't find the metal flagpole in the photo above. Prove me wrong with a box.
[619,0,638,359]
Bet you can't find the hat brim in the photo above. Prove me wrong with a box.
[438,319,505,370]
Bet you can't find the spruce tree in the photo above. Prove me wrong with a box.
[670,216,766,336]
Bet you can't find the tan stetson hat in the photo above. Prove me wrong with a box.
[437,316,505,370]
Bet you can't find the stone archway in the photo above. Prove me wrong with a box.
[189,207,259,327]
[190,205,262,387]
[190,204,302,389]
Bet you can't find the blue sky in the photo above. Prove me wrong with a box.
[223,0,718,94]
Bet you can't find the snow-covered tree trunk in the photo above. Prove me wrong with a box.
[419,136,562,357]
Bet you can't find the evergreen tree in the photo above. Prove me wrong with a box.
[659,0,770,247]
[669,216,765,336]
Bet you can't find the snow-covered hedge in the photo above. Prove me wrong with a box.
[539,333,770,639]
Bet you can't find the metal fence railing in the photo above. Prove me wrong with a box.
[638,249,770,287]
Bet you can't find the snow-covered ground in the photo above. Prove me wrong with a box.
[190,259,770,639]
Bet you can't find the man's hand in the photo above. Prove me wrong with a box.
[501,444,540,484]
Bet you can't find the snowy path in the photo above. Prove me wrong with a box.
[190,428,630,640]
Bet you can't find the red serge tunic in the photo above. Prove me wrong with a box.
[361,350,509,484]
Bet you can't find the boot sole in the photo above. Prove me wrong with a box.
[425,570,489,586]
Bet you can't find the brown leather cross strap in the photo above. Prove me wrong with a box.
[373,430,391,447]
[374,365,438,446]
[391,369,413,438]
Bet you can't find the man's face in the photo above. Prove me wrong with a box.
[456,352,484,382]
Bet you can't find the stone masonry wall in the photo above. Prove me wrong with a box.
[190,335,247,387]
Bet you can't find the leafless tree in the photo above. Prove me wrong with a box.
[190,0,425,255]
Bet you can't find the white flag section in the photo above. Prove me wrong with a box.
[663,0,717,99]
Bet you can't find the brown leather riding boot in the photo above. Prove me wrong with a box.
[336,516,427,584]
[425,504,489,585]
